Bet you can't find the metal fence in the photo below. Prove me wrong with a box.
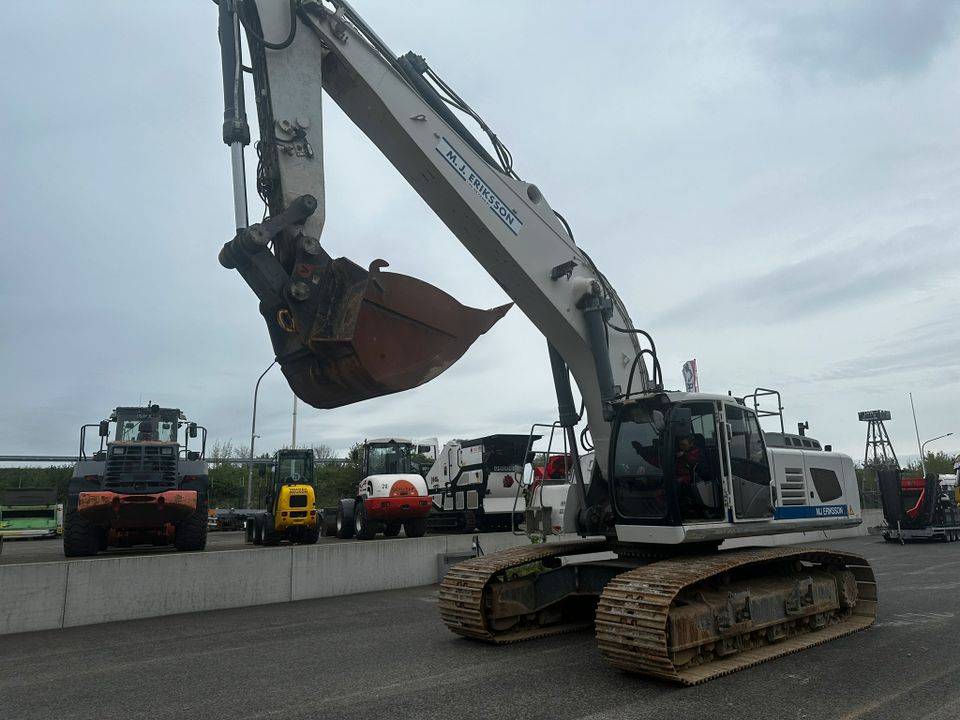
[860,490,882,510]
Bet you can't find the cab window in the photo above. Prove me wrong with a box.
[611,402,667,519]
[725,405,770,484]
[288,493,309,508]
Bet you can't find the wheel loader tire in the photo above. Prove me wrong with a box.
[175,503,208,552]
[63,507,100,557]
[404,517,427,538]
[253,515,264,545]
[245,517,255,543]
[336,499,355,539]
[262,514,281,546]
[383,522,402,537]
[354,501,377,540]
[321,512,337,537]
[303,527,320,544]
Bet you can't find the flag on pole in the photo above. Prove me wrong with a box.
[682,359,699,392]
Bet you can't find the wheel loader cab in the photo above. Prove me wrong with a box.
[364,441,415,476]
[610,394,774,528]
[116,408,178,443]
[275,450,314,487]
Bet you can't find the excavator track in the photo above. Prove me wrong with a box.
[595,546,877,685]
[438,540,609,643]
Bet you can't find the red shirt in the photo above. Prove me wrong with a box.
[675,446,701,485]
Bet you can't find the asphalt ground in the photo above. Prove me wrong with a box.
[0,529,413,565]
[0,530,245,564]
[2,535,959,720]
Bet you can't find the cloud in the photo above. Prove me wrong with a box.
[751,0,960,82]
[656,224,956,326]
[1,0,958,471]
[815,318,960,383]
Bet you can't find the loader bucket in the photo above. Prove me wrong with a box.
[266,257,511,409]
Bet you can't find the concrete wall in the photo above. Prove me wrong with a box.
[0,563,68,635]
[0,512,882,636]
[0,531,536,636]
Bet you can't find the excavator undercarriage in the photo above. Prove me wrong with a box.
[439,542,876,685]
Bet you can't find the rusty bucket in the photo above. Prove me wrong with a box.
[264,257,511,409]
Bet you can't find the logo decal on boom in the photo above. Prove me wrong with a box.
[436,137,522,236]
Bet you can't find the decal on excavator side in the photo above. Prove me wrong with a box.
[436,137,522,235]
[774,504,849,520]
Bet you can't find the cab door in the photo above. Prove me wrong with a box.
[720,403,774,521]
[675,401,725,521]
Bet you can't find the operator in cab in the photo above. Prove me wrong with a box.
[674,434,701,486]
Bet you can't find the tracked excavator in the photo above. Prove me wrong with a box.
[215,0,876,684]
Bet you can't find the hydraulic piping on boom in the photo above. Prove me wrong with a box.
[215,0,876,684]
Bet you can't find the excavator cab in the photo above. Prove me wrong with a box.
[609,393,770,527]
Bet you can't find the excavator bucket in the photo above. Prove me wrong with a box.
[265,256,511,409]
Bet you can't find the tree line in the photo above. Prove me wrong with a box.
[204,440,363,508]
[2,448,955,511]
[0,441,365,509]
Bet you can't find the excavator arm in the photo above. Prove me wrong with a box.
[217,0,655,471]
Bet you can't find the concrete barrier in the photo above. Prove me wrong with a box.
[62,548,293,628]
[0,531,540,636]
[0,563,68,634]
[0,512,885,636]
[292,536,446,600]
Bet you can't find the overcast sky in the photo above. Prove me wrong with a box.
[1,1,958,466]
